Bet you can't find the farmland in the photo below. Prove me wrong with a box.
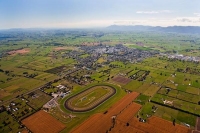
[112,76,132,84]
[0,29,200,132]
[22,110,66,133]
[71,92,141,133]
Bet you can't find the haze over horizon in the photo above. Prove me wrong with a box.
[1,0,200,29]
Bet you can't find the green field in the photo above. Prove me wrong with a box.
[71,87,110,108]
[1,30,200,132]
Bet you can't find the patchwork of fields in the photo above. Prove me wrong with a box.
[1,31,200,133]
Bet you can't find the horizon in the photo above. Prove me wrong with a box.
[1,0,200,29]
[2,25,200,31]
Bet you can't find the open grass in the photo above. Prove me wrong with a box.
[123,80,143,91]
[24,90,52,110]
[143,84,160,96]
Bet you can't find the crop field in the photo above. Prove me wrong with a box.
[111,116,190,133]
[157,87,200,104]
[22,110,66,133]
[127,116,190,133]
[151,93,200,116]
[116,102,142,122]
[71,91,189,133]
[143,84,160,96]
[34,72,58,82]
[0,77,46,100]
[139,102,197,126]
[112,76,132,84]
[65,85,116,112]
[123,80,143,91]
[45,65,68,74]
[1,30,200,132]
[196,118,200,131]
[71,92,140,133]
[7,48,30,56]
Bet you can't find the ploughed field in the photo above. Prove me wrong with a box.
[22,110,66,133]
[112,76,132,84]
[71,92,141,133]
[65,85,116,112]
[72,92,190,133]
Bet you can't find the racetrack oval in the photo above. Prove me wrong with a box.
[64,85,116,112]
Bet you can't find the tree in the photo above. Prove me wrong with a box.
[0,69,4,72]
[173,119,176,126]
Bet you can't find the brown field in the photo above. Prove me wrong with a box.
[111,120,145,133]
[116,102,142,123]
[106,92,139,116]
[197,117,200,131]
[192,131,200,133]
[72,91,189,133]
[8,49,30,55]
[21,129,28,133]
[126,116,190,133]
[22,110,66,133]
[0,89,10,99]
[81,42,100,46]
[71,92,140,133]
[136,42,145,46]
[53,46,76,51]
[112,76,132,84]
[194,117,200,133]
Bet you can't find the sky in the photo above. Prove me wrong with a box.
[0,0,200,29]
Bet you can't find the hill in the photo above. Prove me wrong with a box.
[107,25,200,33]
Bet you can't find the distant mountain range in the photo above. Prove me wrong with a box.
[107,25,200,33]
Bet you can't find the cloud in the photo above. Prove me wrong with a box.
[176,17,200,23]
[160,10,172,13]
[136,11,158,14]
[136,10,172,14]
[194,13,200,17]
[112,17,200,27]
